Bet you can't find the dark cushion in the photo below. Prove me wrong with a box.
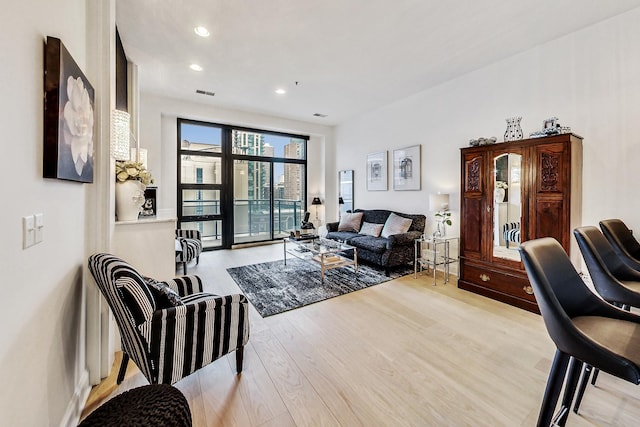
[144,277,184,308]
[325,231,360,243]
[349,235,388,254]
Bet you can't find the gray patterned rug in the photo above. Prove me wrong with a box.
[226,259,412,317]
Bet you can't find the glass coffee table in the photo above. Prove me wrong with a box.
[283,236,358,283]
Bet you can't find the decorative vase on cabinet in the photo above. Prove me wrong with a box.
[116,180,145,221]
[504,117,523,142]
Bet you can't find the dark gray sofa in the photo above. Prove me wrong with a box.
[325,209,426,274]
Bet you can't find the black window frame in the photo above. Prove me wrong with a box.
[177,118,309,249]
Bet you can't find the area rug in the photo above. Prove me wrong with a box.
[226,259,413,317]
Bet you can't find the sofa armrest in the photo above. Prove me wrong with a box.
[387,231,423,248]
[326,221,339,232]
[164,275,204,296]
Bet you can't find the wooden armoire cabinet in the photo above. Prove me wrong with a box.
[458,133,583,313]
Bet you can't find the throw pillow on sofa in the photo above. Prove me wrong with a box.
[381,212,413,238]
[360,221,384,237]
[338,212,364,232]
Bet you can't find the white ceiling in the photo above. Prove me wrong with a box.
[116,0,640,126]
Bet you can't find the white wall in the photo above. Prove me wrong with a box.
[335,8,640,238]
[3,4,639,426]
[138,94,335,224]
[0,0,93,426]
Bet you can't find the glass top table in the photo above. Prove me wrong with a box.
[283,236,358,283]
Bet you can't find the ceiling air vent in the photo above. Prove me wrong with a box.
[195,89,215,97]
[313,113,328,118]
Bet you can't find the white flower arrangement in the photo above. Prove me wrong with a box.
[115,160,154,186]
[495,181,508,189]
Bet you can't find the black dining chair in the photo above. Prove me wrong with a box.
[600,218,640,271]
[572,225,640,411]
[519,237,640,427]
[574,226,640,309]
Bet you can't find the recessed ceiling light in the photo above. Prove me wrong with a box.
[275,88,286,95]
[196,89,215,97]
[194,26,210,37]
[190,64,203,72]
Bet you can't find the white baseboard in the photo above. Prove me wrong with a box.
[59,369,91,427]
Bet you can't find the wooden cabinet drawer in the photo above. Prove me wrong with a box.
[460,262,538,310]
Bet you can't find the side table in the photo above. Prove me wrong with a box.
[414,235,459,285]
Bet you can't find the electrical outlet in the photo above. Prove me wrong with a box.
[23,216,35,248]
[34,213,44,244]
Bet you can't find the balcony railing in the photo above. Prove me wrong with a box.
[181,198,305,242]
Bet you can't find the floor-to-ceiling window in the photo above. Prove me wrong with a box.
[178,119,308,249]
[178,120,224,249]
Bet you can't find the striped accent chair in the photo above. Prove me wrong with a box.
[88,253,249,385]
[175,229,203,274]
[503,222,521,248]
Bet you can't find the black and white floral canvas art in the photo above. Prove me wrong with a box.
[44,36,95,183]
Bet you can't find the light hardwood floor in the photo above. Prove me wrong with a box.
[83,244,640,426]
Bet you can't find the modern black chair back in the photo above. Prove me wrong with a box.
[573,226,640,307]
[600,218,640,271]
[519,238,640,426]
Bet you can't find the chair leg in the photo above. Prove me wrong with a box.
[591,369,600,385]
[537,349,570,427]
[555,357,582,426]
[573,364,592,413]
[117,353,129,385]
[235,346,244,374]
[183,262,187,275]
[196,256,199,265]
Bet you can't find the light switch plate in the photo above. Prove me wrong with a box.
[23,216,35,248]
[34,213,44,244]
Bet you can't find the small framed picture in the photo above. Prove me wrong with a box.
[139,186,157,218]
[366,151,387,191]
[393,145,421,191]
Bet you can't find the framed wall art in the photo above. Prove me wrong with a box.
[140,186,157,218]
[366,151,387,191]
[44,36,95,183]
[393,144,421,191]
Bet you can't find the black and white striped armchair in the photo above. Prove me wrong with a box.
[175,229,203,274]
[503,222,521,248]
[88,253,249,385]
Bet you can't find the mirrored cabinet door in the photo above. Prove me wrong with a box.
[492,152,522,262]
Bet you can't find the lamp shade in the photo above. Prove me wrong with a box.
[429,193,450,211]
[111,109,131,160]
[311,197,322,205]
[338,197,344,205]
